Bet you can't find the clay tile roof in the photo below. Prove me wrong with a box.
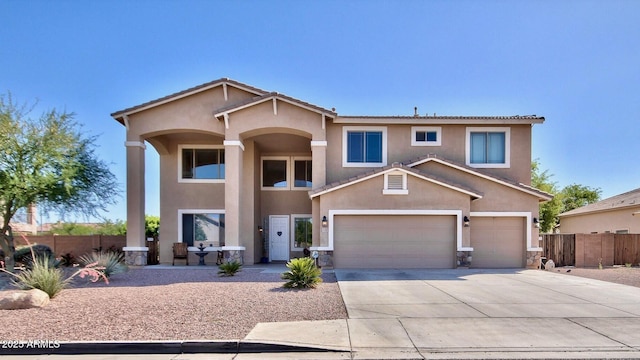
[111,78,268,120]
[560,187,640,217]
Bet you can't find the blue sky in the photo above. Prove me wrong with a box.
[2,0,639,222]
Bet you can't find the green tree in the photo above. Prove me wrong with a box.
[531,161,602,233]
[561,184,601,213]
[49,219,126,236]
[531,160,562,233]
[0,93,119,271]
[145,215,159,238]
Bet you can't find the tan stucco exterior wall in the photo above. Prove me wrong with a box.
[325,123,533,185]
[560,207,640,234]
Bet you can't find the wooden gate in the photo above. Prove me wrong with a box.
[614,234,640,265]
[542,234,575,266]
[147,237,159,265]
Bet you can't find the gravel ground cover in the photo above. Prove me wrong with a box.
[557,266,640,288]
[0,267,347,341]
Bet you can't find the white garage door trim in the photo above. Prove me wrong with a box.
[470,211,540,251]
[313,209,465,252]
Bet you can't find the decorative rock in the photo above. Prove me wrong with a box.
[0,289,50,310]
[544,259,555,271]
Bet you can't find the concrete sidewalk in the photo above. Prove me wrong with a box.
[244,268,640,359]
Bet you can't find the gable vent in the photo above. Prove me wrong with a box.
[387,174,404,190]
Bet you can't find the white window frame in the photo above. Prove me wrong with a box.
[411,126,442,146]
[465,127,511,169]
[178,144,225,183]
[291,156,313,190]
[342,126,388,168]
[291,214,313,251]
[383,171,408,195]
[177,209,226,246]
[261,156,312,191]
[261,156,290,191]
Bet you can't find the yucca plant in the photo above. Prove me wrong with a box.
[281,257,322,289]
[78,251,128,279]
[218,261,242,276]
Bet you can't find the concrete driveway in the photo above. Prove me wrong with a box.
[246,268,640,359]
[334,268,640,358]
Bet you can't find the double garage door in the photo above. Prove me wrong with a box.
[333,215,456,269]
[332,215,525,269]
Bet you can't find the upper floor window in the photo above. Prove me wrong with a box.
[411,126,441,146]
[294,159,312,188]
[343,126,387,167]
[262,156,312,190]
[179,145,225,183]
[466,127,510,168]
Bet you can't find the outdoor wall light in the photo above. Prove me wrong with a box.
[258,226,263,232]
[463,216,470,227]
[322,216,328,227]
[533,218,540,228]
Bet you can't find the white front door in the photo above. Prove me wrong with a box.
[269,215,290,261]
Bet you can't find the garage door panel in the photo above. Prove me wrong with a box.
[471,217,524,268]
[334,215,455,269]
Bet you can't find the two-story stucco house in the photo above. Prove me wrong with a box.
[111,78,552,269]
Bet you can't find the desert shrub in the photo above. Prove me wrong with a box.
[2,236,109,298]
[11,255,68,298]
[218,261,242,276]
[281,257,322,289]
[60,253,76,267]
[13,244,56,268]
[78,251,128,279]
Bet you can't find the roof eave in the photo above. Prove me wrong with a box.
[560,203,640,218]
[333,116,544,125]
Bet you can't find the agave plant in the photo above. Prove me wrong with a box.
[78,251,128,279]
[281,257,322,289]
[218,261,242,276]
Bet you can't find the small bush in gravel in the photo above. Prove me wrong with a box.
[218,261,242,276]
[281,257,322,289]
[78,251,128,279]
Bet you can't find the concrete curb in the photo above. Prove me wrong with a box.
[0,340,343,356]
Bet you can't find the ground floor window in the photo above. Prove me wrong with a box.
[181,212,225,247]
[292,215,312,250]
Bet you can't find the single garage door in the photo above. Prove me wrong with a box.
[471,217,525,268]
[333,215,456,269]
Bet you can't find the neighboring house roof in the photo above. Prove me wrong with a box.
[213,91,337,119]
[111,78,268,122]
[309,162,483,199]
[560,187,640,218]
[406,155,554,201]
[335,115,545,125]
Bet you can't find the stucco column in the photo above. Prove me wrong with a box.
[311,140,328,250]
[223,140,244,248]
[311,140,327,188]
[123,140,148,266]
